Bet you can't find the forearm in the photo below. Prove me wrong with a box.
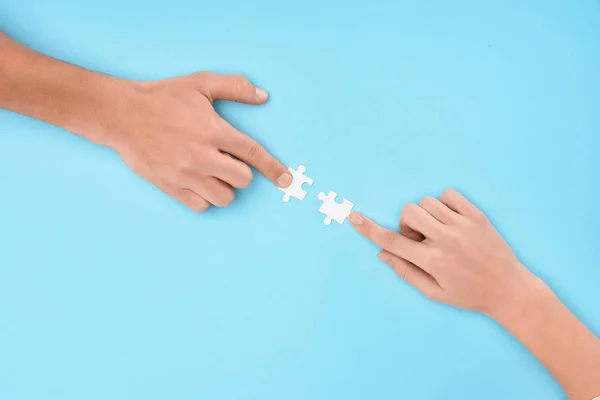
[0,33,133,147]
[490,276,600,400]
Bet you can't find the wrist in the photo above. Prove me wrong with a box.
[56,72,141,149]
[485,268,551,326]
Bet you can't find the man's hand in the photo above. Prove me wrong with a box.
[348,188,536,315]
[0,33,291,212]
[109,73,292,211]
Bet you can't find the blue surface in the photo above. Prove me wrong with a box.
[1,1,599,399]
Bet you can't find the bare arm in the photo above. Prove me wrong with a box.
[0,32,292,210]
[0,33,131,146]
[349,189,600,399]
[493,277,600,399]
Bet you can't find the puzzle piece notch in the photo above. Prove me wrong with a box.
[317,191,354,225]
[279,165,314,203]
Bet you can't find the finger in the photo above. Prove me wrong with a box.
[214,152,253,189]
[349,212,429,270]
[440,188,484,218]
[219,126,292,188]
[162,186,210,213]
[400,203,444,239]
[399,219,425,242]
[419,196,461,225]
[193,177,235,208]
[378,250,443,301]
[193,72,269,105]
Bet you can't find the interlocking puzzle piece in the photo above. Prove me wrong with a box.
[317,191,354,225]
[279,165,314,202]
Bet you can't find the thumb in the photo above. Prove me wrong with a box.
[194,73,268,105]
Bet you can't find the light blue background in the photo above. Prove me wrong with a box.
[1,1,599,399]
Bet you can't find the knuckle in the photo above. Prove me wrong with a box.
[174,165,191,183]
[401,203,419,219]
[196,71,214,79]
[228,75,253,100]
[233,74,251,90]
[193,71,213,88]
[444,229,461,244]
[398,264,408,281]
[424,249,443,267]
[265,159,279,175]
[426,291,442,303]
[419,196,436,208]
[206,116,223,136]
[215,190,235,208]
[180,148,204,172]
[429,222,444,238]
[473,210,488,223]
[405,203,419,213]
[246,142,264,161]
[224,190,235,205]
[383,232,397,249]
[190,200,209,213]
[442,188,458,200]
[187,149,205,166]
[239,166,253,188]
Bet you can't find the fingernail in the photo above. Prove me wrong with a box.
[349,213,363,226]
[255,87,268,101]
[277,173,292,188]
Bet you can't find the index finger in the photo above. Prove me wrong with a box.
[219,123,292,188]
[349,212,431,272]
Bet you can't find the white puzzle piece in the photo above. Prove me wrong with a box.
[279,165,314,202]
[317,191,354,225]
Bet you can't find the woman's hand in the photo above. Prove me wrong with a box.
[349,188,538,315]
[350,189,600,399]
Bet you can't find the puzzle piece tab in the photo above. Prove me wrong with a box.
[279,165,314,202]
[317,191,354,225]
